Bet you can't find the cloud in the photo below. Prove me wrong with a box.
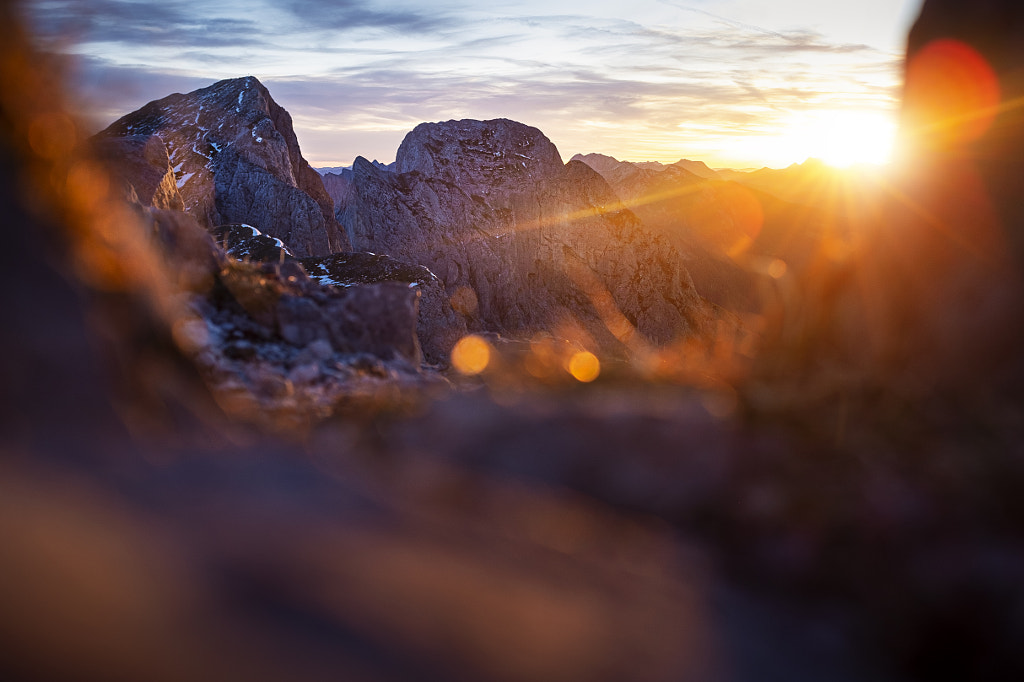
[24,0,269,48]
[62,55,222,129]
[278,0,454,33]
[28,1,908,167]
[660,2,877,54]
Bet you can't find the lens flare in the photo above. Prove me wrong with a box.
[451,335,491,375]
[767,259,787,279]
[567,351,600,383]
[904,38,1000,150]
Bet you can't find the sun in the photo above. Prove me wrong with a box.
[790,110,898,168]
[741,110,899,169]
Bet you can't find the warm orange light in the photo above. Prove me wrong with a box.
[903,38,1000,150]
[767,259,787,279]
[450,285,479,316]
[525,334,558,379]
[451,334,491,375]
[690,182,764,259]
[567,351,600,383]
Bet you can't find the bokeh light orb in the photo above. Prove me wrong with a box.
[451,334,491,375]
[567,351,601,383]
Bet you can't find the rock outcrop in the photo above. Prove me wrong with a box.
[141,209,428,419]
[92,134,185,210]
[96,76,348,257]
[338,118,715,355]
[297,251,466,364]
[211,223,293,263]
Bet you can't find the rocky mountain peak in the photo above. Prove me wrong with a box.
[96,76,348,257]
[395,118,563,198]
[339,118,715,353]
[570,152,624,174]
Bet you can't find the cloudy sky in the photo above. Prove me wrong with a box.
[26,0,924,168]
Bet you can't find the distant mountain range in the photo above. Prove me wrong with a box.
[570,153,720,180]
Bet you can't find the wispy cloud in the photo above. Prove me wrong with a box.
[27,0,267,48]
[278,0,454,33]
[24,0,911,167]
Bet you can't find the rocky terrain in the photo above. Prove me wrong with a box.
[96,76,348,257]
[92,77,468,365]
[96,93,729,367]
[338,119,719,355]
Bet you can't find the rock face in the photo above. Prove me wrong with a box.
[338,118,714,354]
[140,209,427,417]
[320,168,354,212]
[298,251,466,364]
[199,221,459,365]
[96,76,348,257]
[211,223,293,263]
[92,134,185,211]
[200,219,460,364]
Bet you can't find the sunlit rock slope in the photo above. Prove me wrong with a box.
[96,76,348,257]
[338,118,716,353]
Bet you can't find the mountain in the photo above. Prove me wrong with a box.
[574,155,843,312]
[569,152,625,175]
[93,78,461,364]
[96,76,348,257]
[571,153,719,180]
[314,165,350,175]
[718,159,884,224]
[338,119,716,353]
[670,158,720,179]
[575,158,758,310]
[320,167,354,212]
[92,134,185,211]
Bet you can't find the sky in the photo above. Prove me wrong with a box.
[25,0,925,169]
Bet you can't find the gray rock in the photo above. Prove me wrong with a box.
[339,118,715,356]
[320,168,354,212]
[96,76,348,257]
[211,223,293,263]
[276,294,329,348]
[298,251,466,365]
[322,283,422,364]
[92,134,184,210]
[143,207,224,294]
